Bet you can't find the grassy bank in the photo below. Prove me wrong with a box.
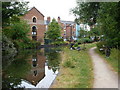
[51,43,96,88]
[95,48,119,73]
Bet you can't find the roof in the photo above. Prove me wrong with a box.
[60,20,75,24]
[25,7,45,17]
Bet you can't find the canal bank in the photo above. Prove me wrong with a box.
[51,43,96,88]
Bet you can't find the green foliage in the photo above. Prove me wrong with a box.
[72,1,120,49]
[45,38,65,45]
[2,50,34,88]
[89,27,101,36]
[1,1,37,50]
[78,29,88,38]
[110,48,119,62]
[63,60,75,68]
[71,2,100,26]
[2,34,17,55]
[96,41,106,54]
[3,20,30,40]
[45,47,61,73]
[73,43,78,47]
[13,40,41,49]
[2,19,38,49]
[58,44,95,88]
[97,2,119,48]
[109,48,119,72]
[51,41,65,45]
[2,1,29,27]
[77,38,93,44]
[46,19,61,41]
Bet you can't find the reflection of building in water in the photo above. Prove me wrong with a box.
[25,49,46,86]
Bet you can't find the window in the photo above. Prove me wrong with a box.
[33,70,37,76]
[64,30,66,35]
[32,55,37,67]
[32,26,37,35]
[32,36,37,41]
[32,26,37,40]
[33,17,36,23]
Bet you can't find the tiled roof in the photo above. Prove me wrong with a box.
[60,20,75,24]
[25,7,44,17]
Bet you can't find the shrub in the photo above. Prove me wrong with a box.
[73,43,78,47]
[51,41,65,45]
[77,38,93,44]
[63,60,75,68]
[96,41,107,54]
[13,40,41,49]
[110,48,119,61]
[108,48,119,72]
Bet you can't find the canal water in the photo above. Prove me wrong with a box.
[2,47,62,89]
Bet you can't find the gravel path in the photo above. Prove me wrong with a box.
[89,47,118,88]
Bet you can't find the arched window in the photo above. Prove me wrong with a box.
[32,26,37,40]
[32,58,37,67]
[32,55,37,67]
[33,70,37,76]
[32,26,37,35]
[33,17,36,23]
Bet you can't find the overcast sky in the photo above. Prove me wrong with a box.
[24,0,77,21]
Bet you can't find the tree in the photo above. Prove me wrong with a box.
[46,19,61,41]
[71,1,120,49]
[97,2,119,48]
[3,20,30,41]
[71,1,100,26]
[78,29,87,38]
[2,1,32,49]
[2,1,29,27]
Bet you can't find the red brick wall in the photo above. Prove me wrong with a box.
[22,7,45,44]
[59,23,76,40]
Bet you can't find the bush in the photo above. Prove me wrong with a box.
[13,40,41,49]
[73,43,78,47]
[109,48,119,72]
[3,20,30,40]
[96,41,107,54]
[85,38,93,43]
[77,38,93,44]
[110,48,119,61]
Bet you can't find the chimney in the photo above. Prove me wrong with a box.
[46,17,51,25]
[58,16,61,23]
[47,17,51,22]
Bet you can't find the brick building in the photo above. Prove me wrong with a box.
[22,7,45,44]
[45,17,76,41]
[57,17,76,41]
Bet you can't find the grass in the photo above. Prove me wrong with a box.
[51,43,96,88]
[95,48,119,73]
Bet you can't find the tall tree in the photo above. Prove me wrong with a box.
[46,19,61,41]
[3,20,30,41]
[97,2,119,48]
[2,1,29,27]
[71,1,120,49]
[71,1,100,26]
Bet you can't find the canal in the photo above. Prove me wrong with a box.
[2,47,63,88]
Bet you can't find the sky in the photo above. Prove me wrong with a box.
[24,0,77,21]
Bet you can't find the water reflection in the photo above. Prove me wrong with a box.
[45,47,62,73]
[2,47,62,89]
[25,49,45,86]
[2,50,32,89]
